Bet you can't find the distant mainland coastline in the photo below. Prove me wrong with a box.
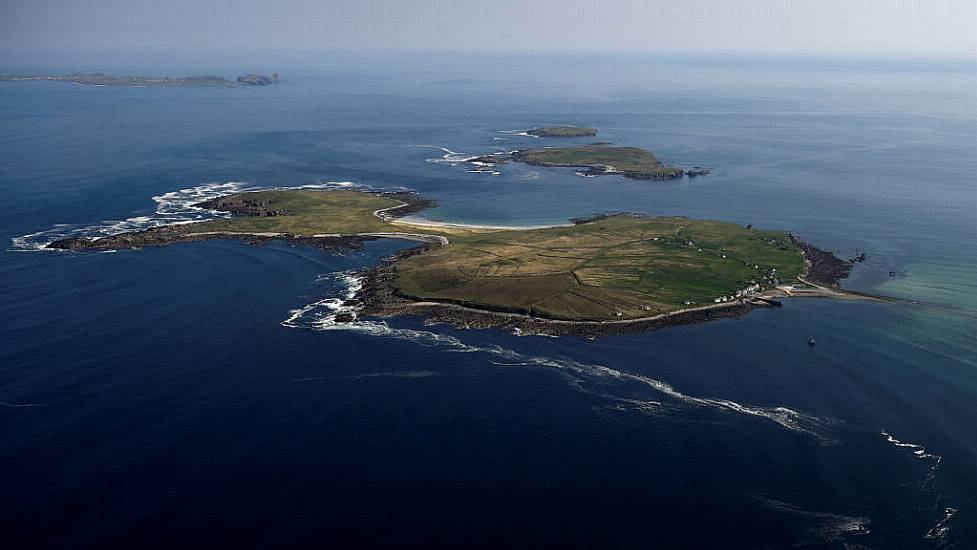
[0,72,280,87]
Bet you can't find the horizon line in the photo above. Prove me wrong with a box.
[1,47,975,62]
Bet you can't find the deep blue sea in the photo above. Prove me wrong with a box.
[1,52,975,549]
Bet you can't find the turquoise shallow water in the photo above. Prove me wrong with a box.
[1,53,975,548]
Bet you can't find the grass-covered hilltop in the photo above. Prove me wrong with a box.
[472,144,709,181]
[47,189,865,335]
[525,126,598,138]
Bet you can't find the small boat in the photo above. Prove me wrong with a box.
[808,337,817,346]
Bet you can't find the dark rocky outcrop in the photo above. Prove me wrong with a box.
[787,233,853,288]
[194,196,287,217]
[46,226,372,253]
[526,127,598,138]
[236,73,278,86]
[376,192,438,219]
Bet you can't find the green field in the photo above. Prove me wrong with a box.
[186,190,805,321]
[526,126,597,138]
[393,214,804,320]
[196,190,404,235]
[514,144,685,179]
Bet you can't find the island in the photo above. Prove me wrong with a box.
[0,72,280,87]
[45,189,876,336]
[525,126,598,138]
[470,144,710,181]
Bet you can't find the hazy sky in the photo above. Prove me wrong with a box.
[2,0,975,58]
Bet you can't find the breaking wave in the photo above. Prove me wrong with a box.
[281,271,829,437]
[415,144,501,175]
[283,278,957,547]
[0,400,41,408]
[10,180,368,251]
[881,428,944,489]
[925,506,958,542]
[881,430,957,543]
[881,429,940,461]
[12,181,250,250]
[415,144,477,164]
[499,128,541,139]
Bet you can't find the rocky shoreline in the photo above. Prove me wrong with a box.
[44,189,435,252]
[342,235,855,337]
[787,233,857,288]
[349,256,757,336]
[468,150,709,181]
[372,192,439,220]
[525,127,597,138]
[46,224,375,253]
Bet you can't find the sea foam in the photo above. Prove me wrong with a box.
[881,429,956,542]
[11,180,373,251]
[281,271,830,437]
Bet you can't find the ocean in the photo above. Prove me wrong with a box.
[1,51,975,548]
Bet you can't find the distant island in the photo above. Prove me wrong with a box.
[45,188,878,336]
[0,72,280,87]
[470,144,710,180]
[525,126,597,138]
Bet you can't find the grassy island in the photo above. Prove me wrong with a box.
[472,144,709,181]
[526,126,597,138]
[45,189,857,335]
